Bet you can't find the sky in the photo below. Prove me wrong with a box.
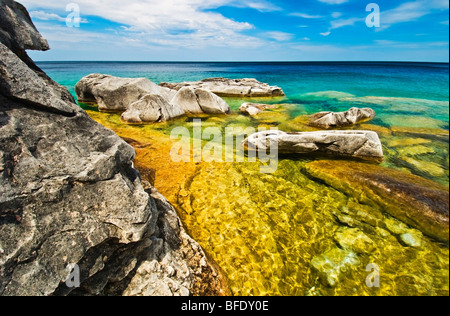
[20,0,449,62]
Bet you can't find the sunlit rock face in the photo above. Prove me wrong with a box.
[0,0,228,296]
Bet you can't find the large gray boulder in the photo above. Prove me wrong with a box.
[75,74,178,111]
[1,1,228,296]
[171,87,230,115]
[0,43,76,115]
[0,0,49,53]
[160,77,285,97]
[121,94,185,123]
[242,130,384,162]
[308,107,376,129]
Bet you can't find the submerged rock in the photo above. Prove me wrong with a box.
[239,103,281,116]
[121,94,185,123]
[160,77,285,97]
[242,130,384,162]
[171,87,230,115]
[311,247,360,288]
[308,107,376,129]
[334,228,376,254]
[1,1,228,296]
[305,160,449,242]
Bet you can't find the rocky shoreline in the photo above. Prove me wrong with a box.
[0,0,229,296]
[1,0,448,297]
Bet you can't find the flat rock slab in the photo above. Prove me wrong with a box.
[243,130,385,162]
[305,160,449,242]
[160,77,285,98]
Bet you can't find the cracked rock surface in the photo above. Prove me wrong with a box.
[0,0,229,296]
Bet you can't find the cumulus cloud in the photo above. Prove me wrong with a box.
[21,0,275,49]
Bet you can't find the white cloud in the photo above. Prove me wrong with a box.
[331,12,343,18]
[29,11,66,22]
[290,12,324,19]
[232,0,282,12]
[21,0,275,50]
[264,31,295,42]
[330,17,363,30]
[379,0,449,29]
[30,10,88,23]
[320,31,331,36]
[317,0,348,4]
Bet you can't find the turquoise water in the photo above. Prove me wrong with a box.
[38,61,449,125]
[36,61,450,296]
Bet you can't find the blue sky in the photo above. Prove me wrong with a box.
[21,0,449,61]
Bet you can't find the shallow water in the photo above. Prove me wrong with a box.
[40,62,450,296]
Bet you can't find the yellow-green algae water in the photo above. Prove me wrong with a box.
[83,97,449,296]
[40,61,449,296]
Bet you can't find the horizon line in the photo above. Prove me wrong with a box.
[34,60,450,64]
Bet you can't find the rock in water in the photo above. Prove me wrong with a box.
[0,0,228,296]
[171,87,231,115]
[75,73,178,111]
[305,160,449,242]
[121,94,185,123]
[308,107,376,129]
[239,103,280,116]
[242,130,384,162]
[160,77,285,97]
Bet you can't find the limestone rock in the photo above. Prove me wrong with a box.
[305,160,449,242]
[1,1,228,296]
[0,43,77,115]
[121,94,185,123]
[308,107,376,129]
[0,0,49,52]
[75,74,177,111]
[242,130,384,162]
[171,87,230,115]
[311,247,360,288]
[160,77,285,97]
[239,103,280,116]
[400,232,423,248]
[334,228,376,254]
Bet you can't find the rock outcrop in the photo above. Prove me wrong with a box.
[239,103,280,116]
[308,107,376,129]
[242,130,384,162]
[0,0,49,53]
[160,77,285,97]
[0,0,228,296]
[305,160,449,242]
[121,94,185,123]
[75,74,231,120]
[171,87,231,115]
[75,73,178,112]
